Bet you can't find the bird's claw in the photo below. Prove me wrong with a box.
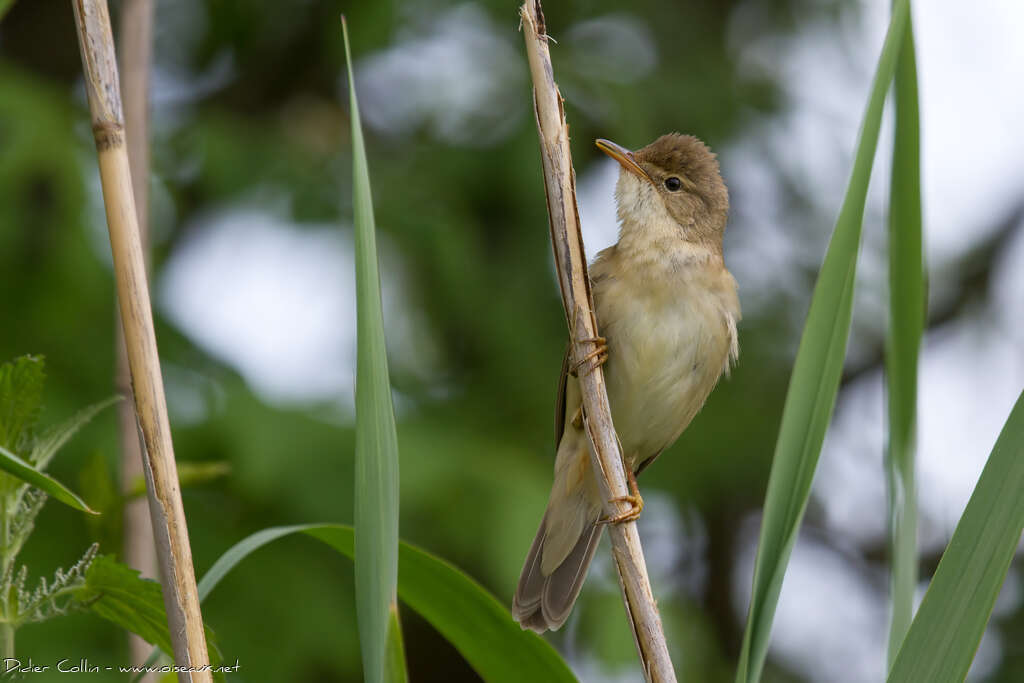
[571,336,608,377]
[598,492,644,525]
[598,466,644,525]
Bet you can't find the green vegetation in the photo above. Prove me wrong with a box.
[887,393,1024,682]
[885,10,925,667]
[0,1,1020,681]
[735,2,910,679]
[0,356,221,665]
[343,17,404,683]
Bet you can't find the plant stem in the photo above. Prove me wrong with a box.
[71,1,211,680]
[520,3,676,680]
[1,622,14,659]
[0,496,10,580]
[116,0,158,676]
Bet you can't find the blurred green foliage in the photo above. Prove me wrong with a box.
[0,1,1019,682]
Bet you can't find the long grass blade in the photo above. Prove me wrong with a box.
[183,524,578,683]
[734,2,910,681]
[884,3,924,666]
[342,17,402,683]
[887,390,1024,682]
[385,604,409,683]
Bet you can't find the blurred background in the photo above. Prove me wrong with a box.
[1,0,1022,681]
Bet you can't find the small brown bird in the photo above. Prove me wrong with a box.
[512,133,740,632]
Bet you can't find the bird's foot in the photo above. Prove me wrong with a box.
[598,467,644,525]
[571,337,608,376]
[599,492,644,525]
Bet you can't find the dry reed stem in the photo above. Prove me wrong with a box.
[519,2,677,681]
[72,1,211,680]
[116,0,158,675]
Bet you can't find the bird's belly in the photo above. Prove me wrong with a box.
[599,289,730,466]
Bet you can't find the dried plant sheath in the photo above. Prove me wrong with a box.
[71,1,212,680]
[519,2,677,681]
[116,0,158,675]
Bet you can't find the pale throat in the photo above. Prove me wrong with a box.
[612,172,722,273]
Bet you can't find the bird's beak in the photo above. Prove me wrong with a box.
[596,139,650,181]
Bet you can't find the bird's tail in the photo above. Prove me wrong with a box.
[512,462,604,632]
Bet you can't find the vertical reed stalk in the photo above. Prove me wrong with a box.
[520,2,676,680]
[72,1,211,680]
[116,0,158,675]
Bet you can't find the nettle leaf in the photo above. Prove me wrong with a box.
[77,556,223,678]
[79,555,175,653]
[0,355,45,454]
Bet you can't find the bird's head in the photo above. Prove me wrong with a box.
[597,133,729,247]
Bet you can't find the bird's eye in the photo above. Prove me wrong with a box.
[664,177,682,191]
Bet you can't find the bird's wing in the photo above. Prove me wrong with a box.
[634,450,663,476]
[554,343,571,449]
[556,341,656,476]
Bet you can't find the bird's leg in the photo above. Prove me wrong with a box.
[599,467,644,525]
[570,336,608,376]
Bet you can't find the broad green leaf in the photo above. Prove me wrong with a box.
[30,395,121,469]
[189,524,577,683]
[81,556,224,681]
[79,557,221,666]
[884,4,924,666]
[0,355,45,455]
[0,443,96,513]
[734,2,910,681]
[305,526,577,683]
[887,391,1024,682]
[343,17,402,683]
[81,555,175,654]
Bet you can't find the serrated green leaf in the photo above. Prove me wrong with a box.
[884,4,924,666]
[79,556,224,680]
[0,355,45,455]
[734,2,911,681]
[887,390,1024,682]
[80,555,175,654]
[30,395,121,469]
[0,443,96,513]
[184,524,577,683]
[342,17,401,683]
